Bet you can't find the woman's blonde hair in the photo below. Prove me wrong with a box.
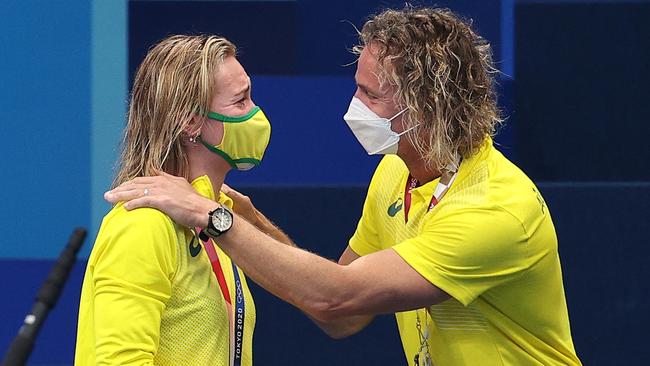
[354,6,502,170]
[113,34,236,188]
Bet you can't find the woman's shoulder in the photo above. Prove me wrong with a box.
[103,202,175,230]
[90,203,181,265]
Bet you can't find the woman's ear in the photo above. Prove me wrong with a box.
[181,114,204,145]
[186,114,205,137]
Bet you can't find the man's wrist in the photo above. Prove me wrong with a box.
[196,200,221,229]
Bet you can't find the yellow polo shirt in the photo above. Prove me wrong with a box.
[350,140,581,366]
[75,175,256,366]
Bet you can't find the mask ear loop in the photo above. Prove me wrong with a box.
[389,108,419,137]
[387,108,408,122]
[397,123,420,137]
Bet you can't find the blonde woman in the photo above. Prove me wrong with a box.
[75,34,274,365]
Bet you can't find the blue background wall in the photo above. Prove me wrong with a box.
[0,0,648,365]
[0,0,91,259]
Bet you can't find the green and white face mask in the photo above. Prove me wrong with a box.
[200,106,272,171]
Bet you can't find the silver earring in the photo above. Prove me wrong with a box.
[189,136,197,143]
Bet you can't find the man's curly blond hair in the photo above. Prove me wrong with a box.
[354,6,501,170]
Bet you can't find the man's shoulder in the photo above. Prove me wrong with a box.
[484,147,550,225]
[440,145,540,219]
[450,145,554,243]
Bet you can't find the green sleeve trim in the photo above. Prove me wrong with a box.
[207,106,260,123]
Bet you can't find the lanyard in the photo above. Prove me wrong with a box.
[403,165,459,224]
[403,162,459,366]
[196,229,245,366]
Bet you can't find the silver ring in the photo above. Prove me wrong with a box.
[143,188,149,196]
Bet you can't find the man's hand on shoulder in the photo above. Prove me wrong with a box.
[104,172,218,229]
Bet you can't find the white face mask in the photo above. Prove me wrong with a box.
[343,97,416,155]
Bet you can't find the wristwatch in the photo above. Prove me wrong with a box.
[205,204,234,238]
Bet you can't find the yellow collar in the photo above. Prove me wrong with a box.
[410,137,493,195]
[190,175,234,208]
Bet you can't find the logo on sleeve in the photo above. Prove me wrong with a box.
[387,198,403,217]
[532,187,546,215]
[189,236,202,257]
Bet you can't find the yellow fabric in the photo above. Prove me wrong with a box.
[208,108,271,171]
[75,175,256,366]
[349,140,581,366]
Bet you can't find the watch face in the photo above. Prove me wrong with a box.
[211,208,233,231]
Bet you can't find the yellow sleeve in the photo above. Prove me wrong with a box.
[348,186,381,256]
[393,206,533,306]
[348,158,390,256]
[91,207,178,365]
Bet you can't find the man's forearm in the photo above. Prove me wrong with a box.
[309,246,375,338]
[245,208,372,338]
[216,212,357,321]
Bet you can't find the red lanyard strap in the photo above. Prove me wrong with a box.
[195,228,245,366]
[403,165,459,224]
[198,230,232,305]
[403,176,420,224]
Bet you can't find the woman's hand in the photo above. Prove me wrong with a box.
[104,172,219,228]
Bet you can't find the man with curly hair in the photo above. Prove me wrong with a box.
[107,6,582,366]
